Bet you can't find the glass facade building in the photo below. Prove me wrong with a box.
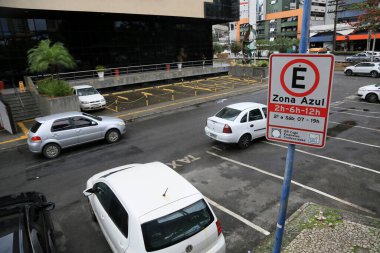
[0,0,239,88]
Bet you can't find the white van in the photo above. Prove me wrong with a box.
[73,85,106,111]
[84,162,226,253]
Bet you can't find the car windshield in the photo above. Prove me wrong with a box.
[215,107,242,121]
[82,113,102,121]
[375,84,380,87]
[141,199,214,252]
[77,87,98,96]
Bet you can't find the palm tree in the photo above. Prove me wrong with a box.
[27,39,76,75]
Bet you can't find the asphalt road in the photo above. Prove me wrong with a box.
[0,72,379,253]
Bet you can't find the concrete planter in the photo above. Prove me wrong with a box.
[38,95,80,115]
[229,66,268,78]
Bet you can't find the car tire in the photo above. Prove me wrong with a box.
[370,71,378,78]
[345,70,353,76]
[365,93,378,103]
[88,200,97,222]
[42,143,61,159]
[238,134,251,149]
[105,129,121,143]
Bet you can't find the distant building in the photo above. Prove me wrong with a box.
[0,0,239,87]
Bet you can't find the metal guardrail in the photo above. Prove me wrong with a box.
[29,59,230,83]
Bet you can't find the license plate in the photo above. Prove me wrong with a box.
[209,133,217,138]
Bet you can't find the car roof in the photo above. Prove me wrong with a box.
[100,162,200,218]
[72,85,94,89]
[35,111,83,122]
[226,102,266,111]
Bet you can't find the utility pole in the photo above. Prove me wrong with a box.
[327,0,344,52]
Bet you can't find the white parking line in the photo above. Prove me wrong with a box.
[327,136,380,149]
[329,121,380,132]
[331,106,380,115]
[204,196,270,236]
[263,141,380,175]
[206,151,375,215]
[343,100,380,106]
[330,110,380,119]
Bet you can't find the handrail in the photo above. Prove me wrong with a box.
[29,59,231,83]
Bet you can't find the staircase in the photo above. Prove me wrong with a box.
[1,91,40,122]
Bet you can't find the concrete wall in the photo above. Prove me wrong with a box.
[0,0,212,18]
[25,77,80,116]
[229,66,269,78]
[68,66,229,90]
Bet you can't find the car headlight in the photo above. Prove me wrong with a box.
[117,121,126,126]
[101,99,106,103]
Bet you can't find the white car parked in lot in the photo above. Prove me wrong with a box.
[205,102,267,148]
[73,85,106,111]
[84,162,225,253]
[358,83,380,103]
[344,62,380,78]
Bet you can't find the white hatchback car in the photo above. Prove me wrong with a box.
[358,83,380,103]
[205,102,267,148]
[73,85,106,111]
[84,162,225,253]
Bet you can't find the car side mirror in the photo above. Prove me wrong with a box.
[83,187,95,197]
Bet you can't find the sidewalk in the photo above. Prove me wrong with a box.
[254,202,380,253]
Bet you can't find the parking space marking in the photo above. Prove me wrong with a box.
[327,136,380,149]
[17,122,29,136]
[331,106,380,115]
[206,151,375,214]
[263,142,380,175]
[330,110,380,119]
[117,96,129,101]
[329,121,380,132]
[204,196,271,236]
[0,136,27,145]
[342,100,380,106]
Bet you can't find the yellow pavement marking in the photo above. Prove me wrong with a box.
[105,106,119,113]
[103,94,109,97]
[142,92,153,96]
[0,136,27,145]
[17,122,29,136]
[163,88,175,92]
[181,85,212,91]
[156,83,174,88]
[118,86,255,119]
[22,119,35,123]
[117,96,129,101]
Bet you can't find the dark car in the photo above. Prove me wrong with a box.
[0,192,56,253]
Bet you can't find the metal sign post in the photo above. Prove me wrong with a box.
[272,0,312,252]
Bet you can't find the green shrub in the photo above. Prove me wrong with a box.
[95,65,106,72]
[258,61,268,67]
[36,78,74,97]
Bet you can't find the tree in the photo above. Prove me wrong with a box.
[350,0,380,60]
[213,42,224,55]
[230,41,242,56]
[327,0,346,52]
[271,36,297,53]
[27,39,76,75]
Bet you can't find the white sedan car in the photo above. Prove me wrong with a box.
[84,162,225,253]
[358,83,380,103]
[73,85,106,111]
[205,102,267,148]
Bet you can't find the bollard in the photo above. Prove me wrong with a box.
[145,95,149,106]
[171,92,174,101]
[115,98,118,112]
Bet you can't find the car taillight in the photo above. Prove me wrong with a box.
[223,124,232,133]
[216,220,222,236]
[31,136,41,142]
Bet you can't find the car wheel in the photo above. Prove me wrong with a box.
[42,143,61,159]
[365,93,378,103]
[105,129,121,143]
[238,134,251,149]
[370,71,378,78]
[345,70,353,76]
[88,200,97,222]
[374,58,380,62]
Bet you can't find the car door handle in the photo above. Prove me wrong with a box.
[250,124,254,127]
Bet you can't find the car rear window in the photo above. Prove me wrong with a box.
[141,199,214,252]
[215,107,241,121]
[30,121,42,133]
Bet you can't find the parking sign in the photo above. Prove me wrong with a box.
[266,54,334,148]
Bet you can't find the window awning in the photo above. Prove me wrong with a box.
[310,35,333,42]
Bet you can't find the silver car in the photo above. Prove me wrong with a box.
[27,111,126,159]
